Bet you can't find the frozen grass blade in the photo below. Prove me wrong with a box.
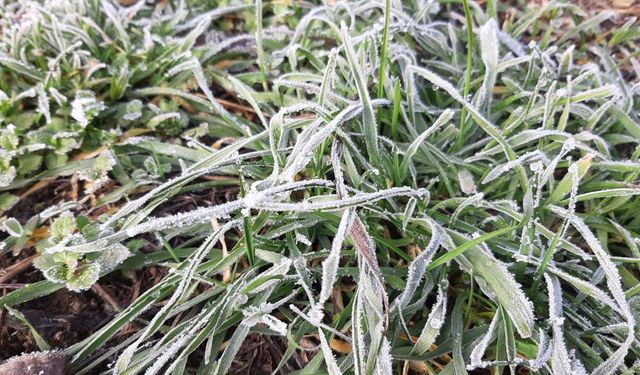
[413,281,447,355]
[316,208,355,317]
[544,274,573,374]
[410,65,529,188]
[340,22,380,169]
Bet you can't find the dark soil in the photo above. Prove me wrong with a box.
[228,333,307,375]
[0,175,302,374]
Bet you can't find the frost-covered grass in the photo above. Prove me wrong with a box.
[1,0,640,374]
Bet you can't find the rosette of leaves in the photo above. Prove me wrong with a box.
[0,0,255,188]
[34,212,130,291]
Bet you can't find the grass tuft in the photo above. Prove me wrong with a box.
[0,0,639,374]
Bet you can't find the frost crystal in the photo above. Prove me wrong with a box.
[2,218,23,237]
[413,283,447,354]
[71,90,106,127]
[458,168,476,194]
[123,100,143,121]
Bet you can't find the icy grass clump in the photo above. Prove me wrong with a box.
[1,0,639,374]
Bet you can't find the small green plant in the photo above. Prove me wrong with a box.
[33,211,130,291]
[0,0,252,191]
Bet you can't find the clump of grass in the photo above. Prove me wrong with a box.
[1,0,640,374]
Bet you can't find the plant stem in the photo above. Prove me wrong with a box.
[455,0,474,150]
[239,172,255,266]
[255,0,268,92]
[391,79,401,140]
[377,0,391,99]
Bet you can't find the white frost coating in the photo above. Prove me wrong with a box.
[574,131,609,151]
[147,112,180,128]
[266,219,323,239]
[522,184,534,217]
[118,136,157,146]
[294,231,312,247]
[544,274,572,374]
[318,48,338,107]
[102,1,130,46]
[15,88,36,101]
[468,309,501,368]
[549,267,620,313]
[246,258,293,295]
[292,257,317,309]
[104,133,260,226]
[115,220,239,373]
[201,33,255,61]
[474,129,575,158]
[569,350,589,375]
[339,21,378,167]
[124,201,240,237]
[36,83,51,124]
[253,178,332,197]
[269,102,327,177]
[166,56,230,118]
[355,233,387,366]
[409,65,515,163]
[482,150,547,184]
[316,209,356,319]
[375,337,393,375]
[289,304,352,342]
[451,192,484,224]
[535,162,579,268]
[123,99,143,121]
[2,218,23,237]
[0,165,16,188]
[49,87,67,105]
[146,301,224,375]
[551,207,632,310]
[280,98,389,182]
[247,311,287,335]
[258,186,426,212]
[483,259,533,335]
[85,63,108,80]
[71,90,105,127]
[458,168,476,194]
[567,163,579,214]
[480,19,499,70]
[549,206,636,375]
[402,197,419,231]
[530,330,552,370]
[331,139,348,199]
[404,109,454,163]
[178,16,211,52]
[413,283,447,354]
[445,227,535,338]
[392,219,442,310]
[319,330,342,375]
[273,79,350,104]
[352,287,367,375]
[97,243,131,271]
[476,19,499,109]
[269,102,328,130]
[535,140,575,205]
[281,103,361,182]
